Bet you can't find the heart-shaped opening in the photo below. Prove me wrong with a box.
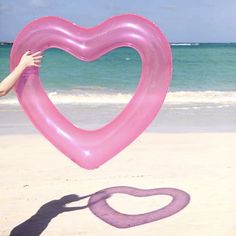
[40,47,141,130]
[106,193,173,215]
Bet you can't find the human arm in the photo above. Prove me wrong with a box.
[0,51,42,97]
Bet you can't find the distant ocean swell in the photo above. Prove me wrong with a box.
[1,91,235,108]
[171,43,199,46]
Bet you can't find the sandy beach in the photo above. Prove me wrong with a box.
[0,132,235,236]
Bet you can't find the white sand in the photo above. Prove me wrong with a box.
[0,133,235,236]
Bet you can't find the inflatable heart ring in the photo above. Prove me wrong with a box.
[10,15,172,169]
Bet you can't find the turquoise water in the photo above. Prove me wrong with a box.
[0,43,235,133]
[0,43,236,107]
[1,43,236,92]
[172,43,236,91]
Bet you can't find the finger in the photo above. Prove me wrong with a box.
[33,55,43,60]
[31,51,42,57]
[34,55,43,58]
[34,58,42,61]
[34,61,41,65]
[33,63,41,67]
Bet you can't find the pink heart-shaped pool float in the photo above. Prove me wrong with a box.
[10,15,172,169]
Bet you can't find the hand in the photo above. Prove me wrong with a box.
[19,51,43,68]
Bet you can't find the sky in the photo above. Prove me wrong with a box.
[0,0,236,43]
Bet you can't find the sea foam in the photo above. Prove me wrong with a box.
[0,90,235,107]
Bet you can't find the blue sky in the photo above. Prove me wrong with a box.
[0,0,236,42]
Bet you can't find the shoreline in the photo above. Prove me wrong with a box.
[0,102,235,134]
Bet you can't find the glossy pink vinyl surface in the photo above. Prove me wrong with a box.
[10,15,172,169]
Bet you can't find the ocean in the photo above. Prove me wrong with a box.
[0,43,235,133]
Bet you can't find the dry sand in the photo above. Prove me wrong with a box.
[0,133,235,236]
